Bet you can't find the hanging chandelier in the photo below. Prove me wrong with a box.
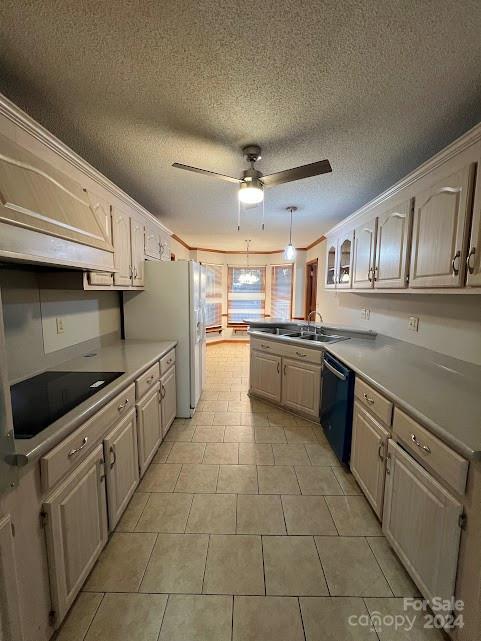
[238,240,259,285]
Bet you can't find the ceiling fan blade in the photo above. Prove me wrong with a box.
[172,162,240,184]
[261,159,332,187]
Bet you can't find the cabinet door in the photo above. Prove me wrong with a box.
[350,402,389,518]
[466,159,481,286]
[352,217,377,288]
[137,385,162,477]
[383,440,462,603]
[104,410,139,531]
[410,163,475,288]
[161,365,177,437]
[0,514,23,641]
[130,218,145,286]
[281,358,321,419]
[160,231,171,261]
[325,239,338,288]
[43,445,108,623]
[250,350,281,403]
[145,225,161,260]
[374,199,412,288]
[111,208,132,286]
[336,231,354,289]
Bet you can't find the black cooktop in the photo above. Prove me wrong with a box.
[11,371,124,439]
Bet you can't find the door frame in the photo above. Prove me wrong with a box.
[304,258,318,319]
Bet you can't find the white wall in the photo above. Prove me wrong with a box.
[1,269,121,381]
[306,240,481,365]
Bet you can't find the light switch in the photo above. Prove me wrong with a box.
[408,316,419,332]
[56,317,65,334]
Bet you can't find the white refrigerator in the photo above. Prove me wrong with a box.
[123,260,206,417]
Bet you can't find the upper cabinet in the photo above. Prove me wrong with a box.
[112,207,133,286]
[467,164,481,286]
[352,216,377,288]
[325,240,337,288]
[410,163,475,288]
[374,198,412,289]
[130,218,145,286]
[336,231,354,288]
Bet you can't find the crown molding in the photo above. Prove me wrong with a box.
[0,92,172,235]
[172,234,324,254]
[326,120,481,237]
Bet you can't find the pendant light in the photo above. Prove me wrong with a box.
[284,206,297,261]
[238,240,259,285]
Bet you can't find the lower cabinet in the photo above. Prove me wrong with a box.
[350,401,390,518]
[160,365,177,437]
[42,445,108,624]
[281,358,321,419]
[0,514,23,641]
[250,350,281,403]
[104,410,139,530]
[383,440,463,603]
[137,384,162,476]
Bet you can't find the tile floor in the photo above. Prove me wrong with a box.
[56,342,443,641]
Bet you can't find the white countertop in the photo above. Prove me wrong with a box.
[248,322,481,460]
[14,339,177,464]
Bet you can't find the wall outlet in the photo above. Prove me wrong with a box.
[408,316,419,332]
[361,308,371,320]
[56,317,65,334]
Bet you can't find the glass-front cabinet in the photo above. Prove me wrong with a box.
[336,232,354,288]
[324,232,354,289]
[325,241,338,288]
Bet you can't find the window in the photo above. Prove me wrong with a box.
[227,266,266,324]
[204,264,223,328]
[271,265,293,319]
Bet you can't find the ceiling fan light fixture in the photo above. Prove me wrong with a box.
[238,178,264,204]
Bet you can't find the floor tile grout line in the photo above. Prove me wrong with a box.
[365,536,396,597]
[78,591,105,641]
[201,534,211,594]
[137,532,159,593]
[297,596,308,641]
[313,535,332,597]
[323,496,340,536]
[155,593,170,641]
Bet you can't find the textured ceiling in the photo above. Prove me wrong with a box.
[1,1,481,251]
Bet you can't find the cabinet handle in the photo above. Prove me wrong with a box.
[260,343,270,349]
[129,265,133,278]
[166,358,173,365]
[68,436,88,457]
[466,247,476,274]
[368,267,373,282]
[146,375,155,385]
[118,398,130,412]
[160,384,166,400]
[363,392,375,405]
[295,351,307,358]
[97,458,106,482]
[277,362,280,374]
[283,364,287,376]
[411,433,431,454]
[451,250,461,276]
[378,441,385,461]
[110,445,117,469]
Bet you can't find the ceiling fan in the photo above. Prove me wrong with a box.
[172,145,332,205]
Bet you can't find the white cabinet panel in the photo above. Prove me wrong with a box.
[350,402,390,518]
[104,411,139,530]
[410,163,475,288]
[325,240,337,288]
[352,217,377,288]
[161,365,177,437]
[137,384,162,477]
[43,445,108,624]
[130,218,145,286]
[383,440,462,603]
[374,199,412,288]
[0,514,23,641]
[112,208,132,286]
[466,158,481,286]
[336,231,354,288]
[281,358,321,419]
[250,350,281,403]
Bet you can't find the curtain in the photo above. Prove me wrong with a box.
[271,265,293,319]
[227,266,266,323]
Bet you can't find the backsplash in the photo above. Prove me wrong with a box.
[0,268,121,382]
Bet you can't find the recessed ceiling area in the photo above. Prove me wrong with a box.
[1,1,481,251]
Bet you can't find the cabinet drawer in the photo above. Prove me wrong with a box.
[41,384,135,492]
[136,362,160,400]
[250,337,322,365]
[160,349,176,375]
[393,408,468,495]
[355,378,393,425]
[88,271,114,286]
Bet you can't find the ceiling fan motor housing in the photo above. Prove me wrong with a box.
[243,144,262,164]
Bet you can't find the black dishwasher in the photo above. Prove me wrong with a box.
[320,353,355,463]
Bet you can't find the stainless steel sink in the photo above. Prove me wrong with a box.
[255,327,302,337]
[298,333,348,343]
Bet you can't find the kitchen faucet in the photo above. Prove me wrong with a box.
[306,310,323,334]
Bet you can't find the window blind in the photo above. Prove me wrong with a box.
[227,266,266,323]
[271,265,293,319]
[204,263,223,328]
